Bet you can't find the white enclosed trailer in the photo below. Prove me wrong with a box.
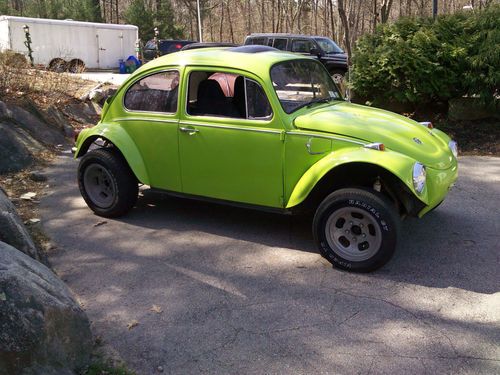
[0,15,138,70]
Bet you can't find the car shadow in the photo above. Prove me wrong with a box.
[114,183,499,295]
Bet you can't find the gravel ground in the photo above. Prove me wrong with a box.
[40,155,500,375]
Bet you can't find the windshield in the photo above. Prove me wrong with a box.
[271,60,341,113]
[314,37,343,54]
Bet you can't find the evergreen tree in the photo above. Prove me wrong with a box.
[155,0,184,39]
[124,0,155,41]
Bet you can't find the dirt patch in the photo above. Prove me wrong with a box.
[436,118,500,156]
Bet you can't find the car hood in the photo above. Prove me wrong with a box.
[293,101,453,169]
[324,52,347,60]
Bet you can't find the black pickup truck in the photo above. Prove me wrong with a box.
[244,33,348,84]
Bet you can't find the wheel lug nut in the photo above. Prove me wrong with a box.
[345,230,350,234]
[362,234,366,238]
[349,221,353,225]
[359,224,363,228]
[352,237,357,242]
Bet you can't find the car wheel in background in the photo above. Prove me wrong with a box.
[67,59,86,73]
[47,58,67,73]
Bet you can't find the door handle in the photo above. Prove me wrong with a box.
[179,126,199,135]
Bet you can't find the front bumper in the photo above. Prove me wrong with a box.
[418,158,458,217]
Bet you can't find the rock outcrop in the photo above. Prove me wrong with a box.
[0,241,92,375]
[0,189,40,262]
[0,101,66,146]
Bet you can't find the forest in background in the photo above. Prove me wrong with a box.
[0,0,496,48]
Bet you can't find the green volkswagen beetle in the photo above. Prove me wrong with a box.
[74,45,458,272]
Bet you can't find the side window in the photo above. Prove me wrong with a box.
[291,39,313,53]
[187,70,272,121]
[249,37,266,45]
[124,71,179,113]
[246,79,272,119]
[273,38,287,50]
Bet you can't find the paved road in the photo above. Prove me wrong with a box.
[75,72,130,86]
[40,156,500,375]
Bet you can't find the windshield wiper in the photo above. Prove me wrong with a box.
[306,98,331,108]
[292,97,334,112]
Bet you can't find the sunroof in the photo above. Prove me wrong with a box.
[228,45,278,53]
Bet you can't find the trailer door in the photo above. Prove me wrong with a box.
[96,28,124,69]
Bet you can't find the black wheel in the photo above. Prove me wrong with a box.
[330,69,346,85]
[330,69,350,99]
[47,58,67,73]
[78,148,138,217]
[313,188,400,272]
[67,59,85,73]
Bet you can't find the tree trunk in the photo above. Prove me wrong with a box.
[381,0,394,23]
[337,0,351,60]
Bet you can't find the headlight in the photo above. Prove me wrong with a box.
[412,163,426,194]
[449,140,458,159]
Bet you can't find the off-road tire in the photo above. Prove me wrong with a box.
[313,188,400,272]
[78,148,138,218]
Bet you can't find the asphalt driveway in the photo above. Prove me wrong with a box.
[40,156,500,374]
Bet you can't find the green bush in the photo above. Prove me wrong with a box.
[350,5,499,107]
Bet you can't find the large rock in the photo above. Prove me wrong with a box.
[0,101,66,146]
[44,106,74,138]
[0,242,92,375]
[0,189,40,261]
[0,121,42,173]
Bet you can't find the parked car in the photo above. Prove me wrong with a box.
[244,33,348,84]
[74,45,458,272]
[143,39,195,61]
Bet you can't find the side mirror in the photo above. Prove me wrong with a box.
[310,47,322,57]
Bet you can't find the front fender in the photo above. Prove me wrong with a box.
[74,123,150,185]
[286,147,427,208]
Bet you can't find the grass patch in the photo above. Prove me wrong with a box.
[83,360,136,375]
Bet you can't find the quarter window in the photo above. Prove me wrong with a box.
[124,71,179,113]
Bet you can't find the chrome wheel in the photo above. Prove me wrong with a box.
[82,163,116,208]
[331,73,344,85]
[325,207,382,262]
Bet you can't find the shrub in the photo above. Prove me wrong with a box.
[350,5,499,107]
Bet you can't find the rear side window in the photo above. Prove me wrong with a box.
[124,71,179,113]
[273,38,287,50]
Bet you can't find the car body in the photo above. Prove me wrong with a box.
[244,33,348,83]
[74,45,458,272]
[143,39,195,61]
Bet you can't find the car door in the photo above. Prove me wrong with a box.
[178,67,284,208]
[118,69,182,191]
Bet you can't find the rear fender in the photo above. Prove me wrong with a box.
[74,123,150,185]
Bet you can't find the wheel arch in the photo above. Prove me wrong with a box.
[75,127,150,185]
[287,149,427,216]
